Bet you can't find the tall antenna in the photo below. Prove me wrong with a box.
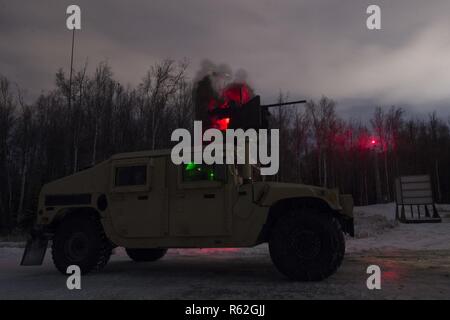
[68,27,77,173]
[68,28,75,111]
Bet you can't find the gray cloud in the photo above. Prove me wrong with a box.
[1,0,450,119]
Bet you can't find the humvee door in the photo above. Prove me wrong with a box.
[108,157,168,238]
[168,162,231,237]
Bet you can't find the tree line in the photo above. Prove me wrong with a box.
[0,59,449,233]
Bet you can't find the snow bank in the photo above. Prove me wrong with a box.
[347,203,450,253]
[353,204,399,239]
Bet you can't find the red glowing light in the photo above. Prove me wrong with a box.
[208,83,253,131]
[213,117,230,131]
[382,270,400,281]
[371,139,377,145]
[221,83,252,107]
[199,248,240,254]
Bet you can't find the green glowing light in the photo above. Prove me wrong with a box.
[185,162,197,171]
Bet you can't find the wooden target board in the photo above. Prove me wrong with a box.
[395,175,441,223]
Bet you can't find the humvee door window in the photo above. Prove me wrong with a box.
[115,165,147,186]
[182,163,221,182]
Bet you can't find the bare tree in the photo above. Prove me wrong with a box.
[15,89,38,226]
[0,76,16,231]
[138,59,188,150]
[291,108,310,183]
[371,106,403,202]
[306,96,338,187]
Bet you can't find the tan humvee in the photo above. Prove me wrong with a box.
[21,149,354,281]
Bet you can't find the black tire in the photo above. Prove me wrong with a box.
[52,213,112,275]
[268,210,345,281]
[125,248,168,262]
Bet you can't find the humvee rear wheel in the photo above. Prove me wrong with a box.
[268,210,345,281]
[52,214,112,275]
[125,248,168,262]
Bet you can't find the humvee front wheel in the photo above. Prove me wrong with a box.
[268,211,344,281]
[125,248,168,262]
[52,214,112,275]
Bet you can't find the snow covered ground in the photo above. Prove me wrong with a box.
[347,203,450,252]
[0,203,449,299]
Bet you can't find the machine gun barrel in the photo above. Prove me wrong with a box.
[261,100,307,108]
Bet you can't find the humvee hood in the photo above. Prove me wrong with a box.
[40,161,109,195]
[253,181,342,211]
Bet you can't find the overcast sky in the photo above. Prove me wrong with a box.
[1,0,450,119]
